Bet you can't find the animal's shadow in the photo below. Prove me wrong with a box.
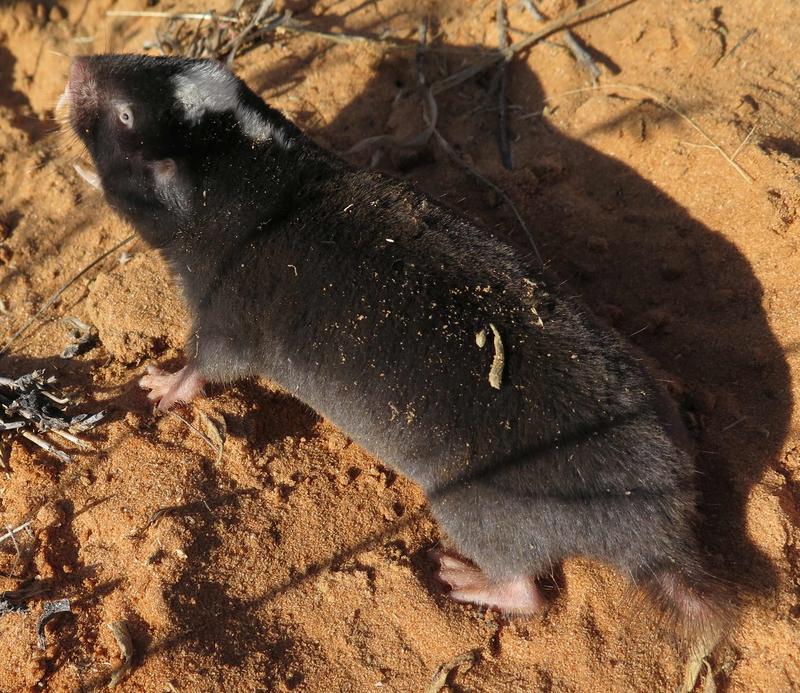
[254,35,790,598]
[0,44,47,140]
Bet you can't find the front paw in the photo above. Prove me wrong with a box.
[139,365,205,411]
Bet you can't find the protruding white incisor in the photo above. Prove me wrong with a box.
[74,163,101,190]
[139,365,205,411]
[432,551,543,616]
[56,84,71,114]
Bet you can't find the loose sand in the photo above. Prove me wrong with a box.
[1,0,799,690]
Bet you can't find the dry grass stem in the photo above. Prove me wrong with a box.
[107,10,239,23]
[495,0,513,169]
[163,410,223,460]
[521,0,600,83]
[0,234,135,358]
[547,83,754,183]
[431,0,610,95]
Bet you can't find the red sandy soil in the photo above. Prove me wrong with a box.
[1,0,799,690]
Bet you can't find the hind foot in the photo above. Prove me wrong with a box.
[432,551,543,616]
[139,365,205,411]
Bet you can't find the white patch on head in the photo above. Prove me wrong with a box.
[172,62,287,146]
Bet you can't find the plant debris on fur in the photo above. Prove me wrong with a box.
[0,371,105,463]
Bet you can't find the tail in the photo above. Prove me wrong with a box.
[636,566,735,652]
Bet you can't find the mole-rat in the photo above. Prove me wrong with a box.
[64,54,729,639]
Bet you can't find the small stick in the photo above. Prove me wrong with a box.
[273,16,404,47]
[345,20,438,155]
[731,124,757,161]
[41,390,70,405]
[1,521,32,573]
[163,410,222,459]
[719,27,757,63]
[721,416,748,433]
[198,411,225,465]
[496,0,513,170]
[126,505,183,539]
[415,19,438,133]
[0,234,135,358]
[0,419,27,431]
[431,0,610,95]
[223,13,285,60]
[21,431,71,463]
[50,429,93,450]
[418,21,542,263]
[106,10,239,24]
[0,439,9,472]
[546,83,754,183]
[271,16,478,53]
[562,32,602,83]
[222,0,277,64]
[187,15,207,59]
[416,17,428,80]
[417,17,538,261]
[679,142,718,151]
[521,0,601,83]
[0,521,31,547]
[143,506,176,530]
[2,524,22,568]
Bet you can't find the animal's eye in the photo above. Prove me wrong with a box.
[116,104,134,127]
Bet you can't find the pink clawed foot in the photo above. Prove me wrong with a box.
[432,551,543,616]
[139,365,205,411]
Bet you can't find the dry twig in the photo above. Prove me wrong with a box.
[163,410,223,461]
[0,371,105,463]
[433,130,543,265]
[0,521,32,547]
[495,0,513,170]
[430,0,609,95]
[521,0,601,83]
[107,10,239,23]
